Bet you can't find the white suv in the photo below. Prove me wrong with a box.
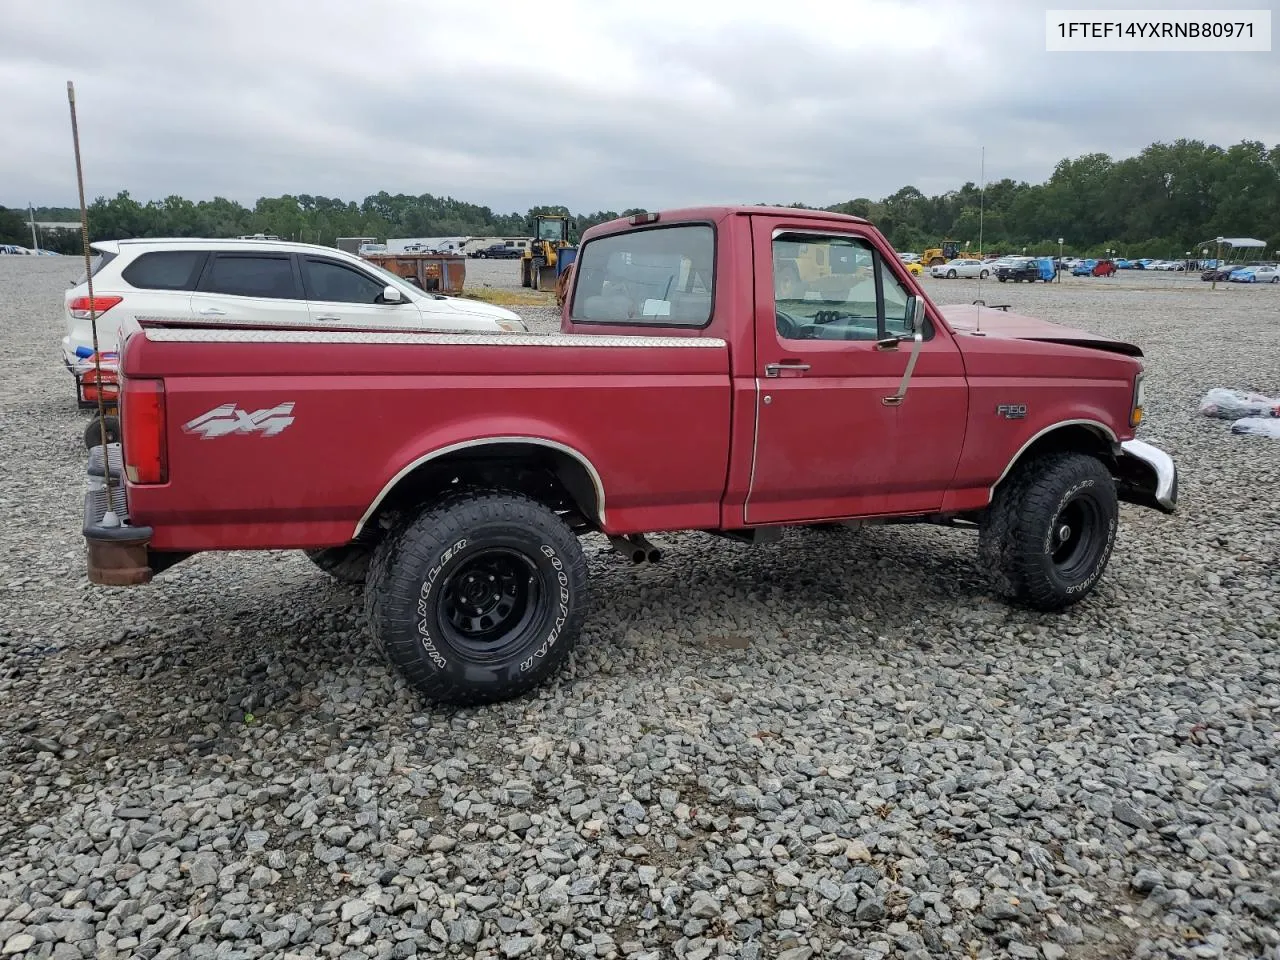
[62,237,528,401]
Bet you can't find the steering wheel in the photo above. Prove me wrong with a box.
[775,309,813,340]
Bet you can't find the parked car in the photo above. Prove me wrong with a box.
[1071,259,1097,276]
[82,204,1176,707]
[1230,265,1279,283]
[474,242,524,259]
[61,238,529,409]
[1092,259,1118,277]
[929,258,989,279]
[997,257,1055,282]
[905,261,924,277]
[1201,264,1242,281]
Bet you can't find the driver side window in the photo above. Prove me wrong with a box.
[772,232,927,343]
[772,234,879,342]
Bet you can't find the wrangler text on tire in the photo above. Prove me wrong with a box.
[978,452,1119,612]
[364,489,588,705]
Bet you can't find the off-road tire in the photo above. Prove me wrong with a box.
[978,452,1118,611]
[530,258,546,291]
[84,414,120,450]
[304,544,373,585]
[364,488,588,706]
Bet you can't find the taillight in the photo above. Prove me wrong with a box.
[69,295,122,320]
[122,379,167,484]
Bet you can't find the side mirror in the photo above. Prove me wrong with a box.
[909,295,926,333]
[381,284,403,304]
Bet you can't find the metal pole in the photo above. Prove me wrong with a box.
[67,80,118,524]
[28,203,40,252]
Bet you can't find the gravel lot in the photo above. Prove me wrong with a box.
[1,255,1278,960]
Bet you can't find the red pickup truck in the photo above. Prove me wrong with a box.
[83,206,1177,706]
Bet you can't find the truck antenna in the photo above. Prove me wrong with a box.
[67,80,119,526]
[976,144,985,331]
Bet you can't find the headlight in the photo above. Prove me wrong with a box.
[496,318,527,333]
[1131,372,1145,427]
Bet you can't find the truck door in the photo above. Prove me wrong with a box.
[743,218,969,524]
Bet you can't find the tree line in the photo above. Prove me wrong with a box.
[5,138,1277,260]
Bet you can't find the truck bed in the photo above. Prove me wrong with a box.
[125,327,733,550]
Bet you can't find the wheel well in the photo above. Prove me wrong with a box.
[993,423,1115,493]
[360,442,602,539]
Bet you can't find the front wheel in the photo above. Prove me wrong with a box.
[364,489,588,706]
[947,269,957,278]
[978,452,1118,611]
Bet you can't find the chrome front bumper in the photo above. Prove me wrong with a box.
[1117,439,1178,514]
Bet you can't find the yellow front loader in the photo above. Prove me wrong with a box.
[521,215,572,291]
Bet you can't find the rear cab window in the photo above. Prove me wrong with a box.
[570,224,714,326]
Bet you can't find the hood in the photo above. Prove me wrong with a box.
[938,303,1143,357]
[431,295,528,331]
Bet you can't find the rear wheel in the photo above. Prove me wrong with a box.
[84,414,120,450]
[980,270,989,279]
[978,452,1118,611]
[364,489,588,705]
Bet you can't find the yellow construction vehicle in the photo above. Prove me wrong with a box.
[521,215,572,291]
[922,240,986,265]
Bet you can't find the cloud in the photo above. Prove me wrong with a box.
[1,0,1275,212]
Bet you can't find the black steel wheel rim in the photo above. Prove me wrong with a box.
[438,547,545,659]
[1050,495,1104,580]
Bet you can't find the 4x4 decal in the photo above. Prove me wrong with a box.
[183,402,296,439]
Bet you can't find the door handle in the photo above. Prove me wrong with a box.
[764,361,810,378]
[198,307,226,316]
[313,316,341,322]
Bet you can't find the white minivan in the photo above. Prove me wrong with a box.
[63,237,528,403]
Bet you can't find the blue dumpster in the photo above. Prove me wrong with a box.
[557,246,577,278]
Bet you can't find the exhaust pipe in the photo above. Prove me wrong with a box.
[631,534,662,564]
[607,535,647,564]
[606,534,663,564]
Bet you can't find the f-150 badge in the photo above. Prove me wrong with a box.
[996,403,1027,420]
[183,402,296,439]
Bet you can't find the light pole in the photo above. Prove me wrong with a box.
[1058,237,1064,282]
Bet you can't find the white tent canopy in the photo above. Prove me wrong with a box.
[1216,237,1266,248]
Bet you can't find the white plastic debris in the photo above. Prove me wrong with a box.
[1230,417,1280,438]
[1198,388,1280,420]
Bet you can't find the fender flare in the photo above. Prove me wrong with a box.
[352,436,607,539]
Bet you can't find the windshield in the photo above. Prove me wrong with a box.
[537,219,565,241]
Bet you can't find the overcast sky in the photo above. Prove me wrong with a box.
[2,0,1276,213]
